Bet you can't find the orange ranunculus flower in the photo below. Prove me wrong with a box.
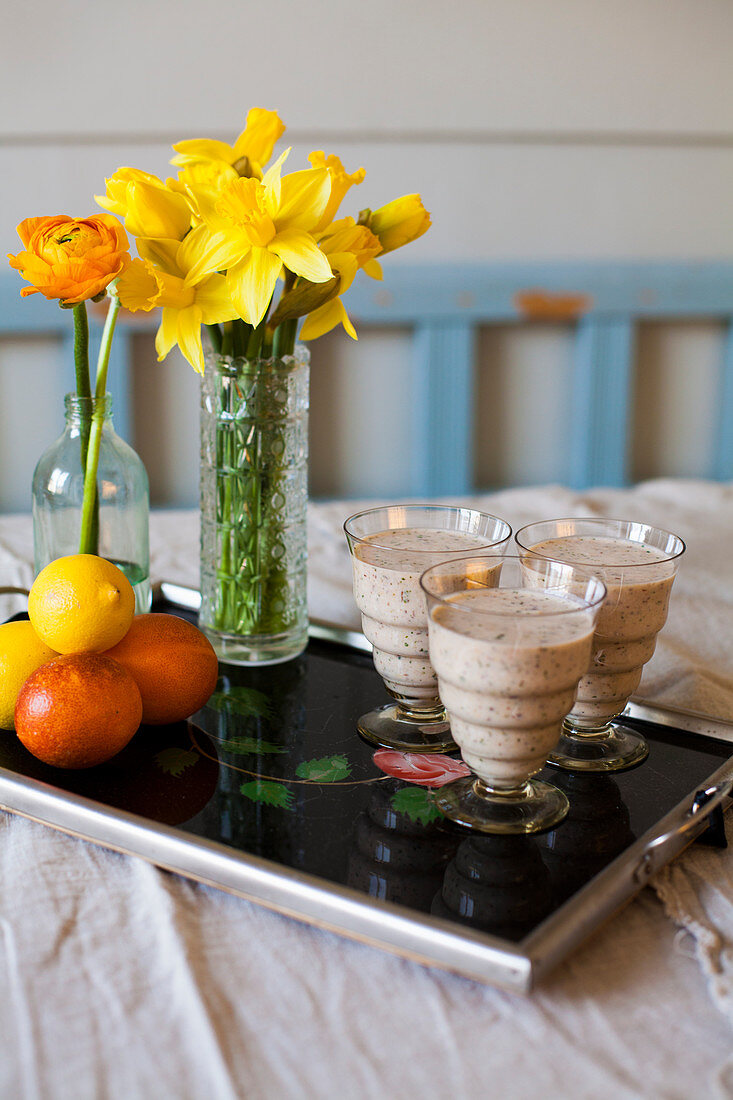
[7,214,131,304]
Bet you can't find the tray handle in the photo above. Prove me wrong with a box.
[633,777,733,884]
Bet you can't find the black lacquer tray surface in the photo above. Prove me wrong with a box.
[0,602,730,991]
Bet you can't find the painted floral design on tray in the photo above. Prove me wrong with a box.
[372,750,471,787]
[154,747,200,777]
[390,786,442,825]
[220,735,286,756]
[296,754,352,782]
[239,780,295,811]
[208,686,274,720]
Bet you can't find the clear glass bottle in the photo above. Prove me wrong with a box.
[32,393,151,612]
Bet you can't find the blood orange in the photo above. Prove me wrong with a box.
[104,614,218,725]
[15,653,142,769]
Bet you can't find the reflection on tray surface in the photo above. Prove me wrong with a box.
[0,719,220,827]
[347,779,460,911]
[0,634,729,944]
[433,835,554,940]
[539,773,635,904]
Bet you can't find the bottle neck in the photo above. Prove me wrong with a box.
[64,393,113,429]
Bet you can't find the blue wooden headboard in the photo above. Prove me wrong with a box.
[2,262,732,496]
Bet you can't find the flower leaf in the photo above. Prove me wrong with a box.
[390,787,441,825]
[220,736,286,755]
[154,748,199,778]
[295,754,351,783]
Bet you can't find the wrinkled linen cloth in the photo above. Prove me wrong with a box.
[1,478,733,1100]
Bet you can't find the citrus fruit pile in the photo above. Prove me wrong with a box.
[0,554,218,770]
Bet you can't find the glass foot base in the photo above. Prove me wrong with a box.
[202,626,308,666]
[433,776,569,835]
[356,704,456,753]
[548,722,649,773]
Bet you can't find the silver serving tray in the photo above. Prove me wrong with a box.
[0,580,730,993]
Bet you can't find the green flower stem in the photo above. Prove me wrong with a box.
[232,320,247,358]
[250,376,263,629]
[78,290,121,555]
[207,323,222,354]
[72,303,94,545]
[216,433,234,629]
[246,321,266,359]
[93,286,121,400]
[282,319,298,357]
[270,325,285,360]
[73,303,91,400]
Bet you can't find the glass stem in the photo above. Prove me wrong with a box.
[562,716,614,739]
[474,777,530,799]
[397,701,446,722]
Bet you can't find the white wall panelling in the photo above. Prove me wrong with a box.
[2,0,731,509]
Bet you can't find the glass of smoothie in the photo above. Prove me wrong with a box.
[421,554,606,834]
[344,505,511,752]
[515,518,685,772]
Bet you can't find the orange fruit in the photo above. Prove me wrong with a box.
[15,654,142,769]
[104,614,218,725]
[29,554,135,654]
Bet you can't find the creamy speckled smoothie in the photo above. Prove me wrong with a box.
[528,536,677,726]
[352,528,499,704]
[428,588,596,786]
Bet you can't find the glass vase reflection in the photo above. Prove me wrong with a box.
[191,657,308,860]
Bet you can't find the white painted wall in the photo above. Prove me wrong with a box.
[1,0,732,508]
[3,0,732,138]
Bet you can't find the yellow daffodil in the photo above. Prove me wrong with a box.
[359,194,431,254]
[117,234,237,374]
[181,150,334,327]
[308,152,366,232]
[96,109,432,364]
[97,169,192,242]
[171,107,285,179]
[95,167,157,217]
[173,161,239,193]
[299,220,382,341]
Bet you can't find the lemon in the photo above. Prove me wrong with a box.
[28,555,135,655]
[0,621,58,729]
